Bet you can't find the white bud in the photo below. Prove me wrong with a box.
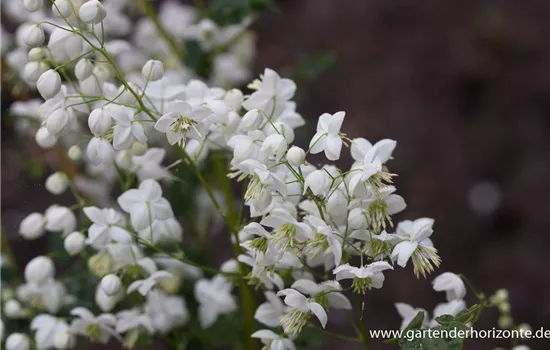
[4,300,25,318]
[24,256,55,284]
[224,89,244,110]
[52,0,74,18]
[348,208,367,230]
[28,47,45,61]
[95,285,121,312]
[53,327,76,349]
[131,142,148,156]
[68,145,82,160]
[46,108,70,136]
[93,63,112,82]
[87,137,114,165]
[79,0,107,24]
[23,24,45,48]
[88,108,112,136]
[22,61,48,84]
[115,150,132,170]
[19,212,46,240]
[142,60,164,81]
[286,146,305,166]
[6,333,31,350]
[261,134,287,162]
[240,109,263,131]
[304,169,330,196]
[100,274,122,296]
[45,205,76,234]
[23,0,43,12]
[37,70,62,99]
[64,231,86,256]
[75,58,93,80]
[45,172,69,195]
[35,127,58,148]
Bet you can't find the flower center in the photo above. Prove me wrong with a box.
[170,115,197,135]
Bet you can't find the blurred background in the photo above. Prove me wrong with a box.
[3,0,550,349]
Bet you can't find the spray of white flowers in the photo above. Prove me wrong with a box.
[0,1,531,350]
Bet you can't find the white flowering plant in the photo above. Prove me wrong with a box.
[0,1,532,350]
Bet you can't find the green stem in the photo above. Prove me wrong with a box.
[139,0,184,60]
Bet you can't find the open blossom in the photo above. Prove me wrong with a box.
[277,288,328,335]
[154,100,211,145]
[333,262,394,293]
[69,307,119,344]
[242,68,296,117]
[108,106,147,150]
[395,303,429,330]
[194,275,237,328]
[127,271,172,296]
[254,291,290,328]
[251,330,296,350]
[309,111,345,161]
[83,207,132,248]
[432,272,466,301]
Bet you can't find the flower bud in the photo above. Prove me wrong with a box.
[6,333,31,350]
[87,137,114,165]
[45,205,76,234]
[68,145,82,161]
[95,285,122,312]
[88,108,112,136]
[37,70,62,99]
[53,327,76,349]
[131,142,148,156]
[286,146,305,166]
[348,208,367,230]
[64,231,86,256]
[22,61,48,84]
[79,0,107,24]
[4,299,25,318]
[142,60,164,81]
[52,0,74,18]
[220,259,240,274]
[88,251,112,277]
[224,89,244,110]
[45,172,69,195]
[46,108,70,136]
[23,0,43,12]
[240,109,263,131]
[19,212,46,240]
[35,127,58,148]
[75,58,93,80]
[23,24,45,48]
[28,47,45,61]
[79,74,103,96]
[304,169,330,196]
[115,150,132,170]
[100,274,122,296]
[93,63,112,82]
[24,256,55,284]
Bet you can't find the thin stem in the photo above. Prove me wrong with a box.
[307,324,361,342]
[139,0,184,60]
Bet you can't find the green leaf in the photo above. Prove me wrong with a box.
[404,311,425,331]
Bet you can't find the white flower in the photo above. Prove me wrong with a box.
[255,291,290,327]
[391,218,440,277]
[35,127,57,148]
[64,232,86,255]
[45,172,69,195]
[87,137,115,165]
[131,148,171,182]
[37,70,61,99]
[79,0,107,24]
[4,300,28,319]
[286,146,305,166]
[333,262,393,293]
[303,169,330,196]
[309,111,345,161]
[52,322,75,350]
[240,109,264,131]
[138,217,183,244]
[116,309,154,335]
[154,100,211,146]
[291,279,352,310]
[127,271,172,296]
[145,290,189,334]
[251,330,296,350]
[261,208,313,250]
[31,315,69,350]
[108,106,147,150]
[95,285,123,312]
[83,206,132,248]
[23,24,44,48]
[277,288,328,333]
[67,145,81,161]
[17,280,66,314]
[194,275,237,328]
[242,68,296,117]
[88,108,112,137]
[142,60,164,81]
[100,274,122,296]
[70,307,119,344]
[430,300,466,327]
[395,303,429,330]
[52,0,74,18]
[261,134,288,162]
[305,215,343,267]
[432,272,466,301]
[348,140,396,193]
[24,256,55,284]
[117,179,173,231]
[5,333,31,350]
[45,109,70,136]
[350,138,396,164]
[19,212,46,240]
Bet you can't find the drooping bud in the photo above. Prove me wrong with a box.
[19,212,46,240]
[24,256,55,284]
[79,0,107,24]
[286,146,305,166]
[88,108,112,137]
[64,231,86,256]
[23,24,45,48]
[141,60,164,81]
[100,274,122,296]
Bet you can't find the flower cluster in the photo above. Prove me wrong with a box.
[0,1,531,350]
